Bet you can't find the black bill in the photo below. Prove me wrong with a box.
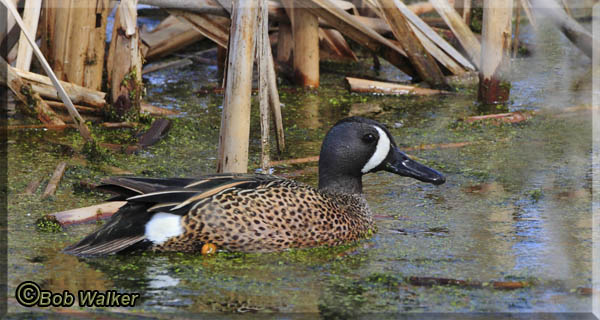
[383,147,446,185]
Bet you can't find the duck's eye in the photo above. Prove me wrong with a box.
[362,133,377,144]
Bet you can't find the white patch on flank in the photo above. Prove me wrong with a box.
[361,126,391,173]
[145,212,184,244]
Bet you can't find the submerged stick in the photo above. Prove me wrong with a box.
[346,77,447,95]
[406,276,530,290]
[407,276,481,288]
[101,122,138,129]
[47,202,127,226]
[4,124,75,130]
[42,162,67,199]
[466,111,532,124]
[271,156,320,166]
[139,119,172,148]
[141,102,180,116]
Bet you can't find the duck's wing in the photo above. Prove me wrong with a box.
[96,176,198,200]
[64,174,285,256]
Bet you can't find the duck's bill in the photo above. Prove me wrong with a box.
[384,148,446,185]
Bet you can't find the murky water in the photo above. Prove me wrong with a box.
[5,20,595,317]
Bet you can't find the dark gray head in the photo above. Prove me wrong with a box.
[318,117,445,194]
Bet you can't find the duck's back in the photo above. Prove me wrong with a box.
[64,174,373,255]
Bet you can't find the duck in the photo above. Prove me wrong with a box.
[64,117,445,256]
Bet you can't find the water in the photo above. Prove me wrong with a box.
[5,19,595,317]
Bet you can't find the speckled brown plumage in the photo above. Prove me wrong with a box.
[64,117,445,256]
[63,174,376,255]
[155,178,373,253]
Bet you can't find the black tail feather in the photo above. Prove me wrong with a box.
[63,203,153,256]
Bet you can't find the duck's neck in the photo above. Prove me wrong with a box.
[318,171,363,195]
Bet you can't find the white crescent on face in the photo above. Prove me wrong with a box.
[361,126,391,174]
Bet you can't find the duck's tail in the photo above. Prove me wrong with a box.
[62,202,154,256]
[63,177,192,256]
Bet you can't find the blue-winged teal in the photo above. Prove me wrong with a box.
[64,117,445,256]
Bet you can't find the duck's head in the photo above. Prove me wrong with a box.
[318,117,445,194]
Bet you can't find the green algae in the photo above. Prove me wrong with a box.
[35,217,63,233]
